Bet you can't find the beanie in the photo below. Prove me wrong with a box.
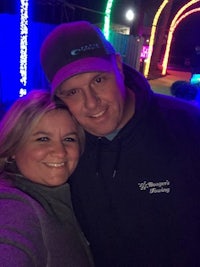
[40,21,116,92]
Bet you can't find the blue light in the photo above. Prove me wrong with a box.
[0,13,20,105]
[19,0,29,97]
[190,74,200,85]
[0,1,54,110]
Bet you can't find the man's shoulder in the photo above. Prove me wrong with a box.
[153,93,200,118]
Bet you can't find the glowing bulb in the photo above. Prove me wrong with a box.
[126,9,135,21]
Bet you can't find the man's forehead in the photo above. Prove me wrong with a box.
[60,71,110,86]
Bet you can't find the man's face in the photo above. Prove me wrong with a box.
[56,55,134,136]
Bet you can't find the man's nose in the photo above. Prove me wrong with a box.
[84,89,100,110]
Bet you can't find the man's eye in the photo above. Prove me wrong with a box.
[59,89,78,97]
[67,89,77,96]
[95,77,102,83]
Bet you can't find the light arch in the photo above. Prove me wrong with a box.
[162,8,200,75]
[143,0,169,77]
[102,0,200,76]
[162,0,200,75]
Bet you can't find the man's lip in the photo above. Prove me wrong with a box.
[90,108,107,118]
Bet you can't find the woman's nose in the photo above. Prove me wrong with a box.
[51,142,66,157]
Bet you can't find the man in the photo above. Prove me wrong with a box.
[40,21,200,267]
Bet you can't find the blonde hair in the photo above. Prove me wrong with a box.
[0,90,85,173]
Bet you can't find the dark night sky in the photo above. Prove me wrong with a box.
[170,11,200,65]
[32,0,151,26]
[1,0,200,65]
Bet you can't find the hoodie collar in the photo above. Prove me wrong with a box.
[86,64,154,143]
[85,65,154,179]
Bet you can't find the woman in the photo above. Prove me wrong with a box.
[0,90,94,267]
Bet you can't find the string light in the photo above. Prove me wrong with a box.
[19,0,29,97]
[174,8,200,29]
[103,0,114,40]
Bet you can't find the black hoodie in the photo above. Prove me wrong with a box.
[69,64,200,267]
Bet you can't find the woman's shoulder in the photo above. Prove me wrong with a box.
[0,179,48,266]
[0,179,45,218]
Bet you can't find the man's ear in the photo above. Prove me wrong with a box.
[115,54,123,70]
[115,53,124,78]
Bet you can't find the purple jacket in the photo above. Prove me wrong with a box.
[0,176,94,267]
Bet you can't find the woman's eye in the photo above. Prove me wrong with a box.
[64,136,77,143]
[36,137,49,142]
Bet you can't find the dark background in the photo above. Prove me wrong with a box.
[1,0,200,68]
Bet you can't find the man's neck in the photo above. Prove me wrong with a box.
[120,88,135,129]
[105,88,135,141]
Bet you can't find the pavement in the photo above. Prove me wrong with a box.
[148,70,191,96]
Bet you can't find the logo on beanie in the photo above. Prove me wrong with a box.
[70,43,101,56]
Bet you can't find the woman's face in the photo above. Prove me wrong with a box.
[13,109,80,186]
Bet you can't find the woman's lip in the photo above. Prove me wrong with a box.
[44,162,65,167]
